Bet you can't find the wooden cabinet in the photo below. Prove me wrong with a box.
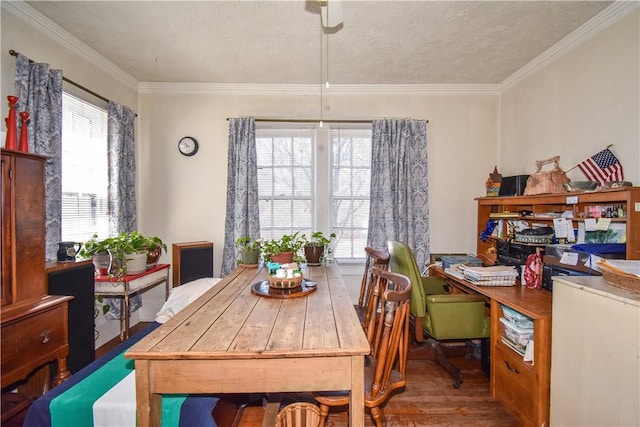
[435,266,552,427]
[0,149,71,397]
[1,296,71,388]
[476,187,640,262]
[490,298,551,427]
[550,276,640,426]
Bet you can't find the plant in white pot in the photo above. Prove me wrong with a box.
[78,231,152,276]
[77,234,112,275]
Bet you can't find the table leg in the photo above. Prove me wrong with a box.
[164,271,170,300]
[123,292,130,340]
[134,360,162,427]
[119,298,125,341]
[349,355,365,426]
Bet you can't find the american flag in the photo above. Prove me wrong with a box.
[577,148,624,185]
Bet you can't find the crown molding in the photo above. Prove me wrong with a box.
[3,0,139,91]
[137,82,499,96]
[5,0,635,97]
[498,1,639,93]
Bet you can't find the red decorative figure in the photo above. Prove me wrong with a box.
[18,112,30,152]
[5,96,18,150]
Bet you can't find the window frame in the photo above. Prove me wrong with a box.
[255,122,372,263]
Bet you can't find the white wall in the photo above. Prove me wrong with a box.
[500,9,639,184]
[137,91,498,279]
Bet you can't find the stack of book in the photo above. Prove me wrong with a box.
[459,265,519,286]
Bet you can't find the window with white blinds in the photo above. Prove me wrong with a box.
[256,123,372,261]
[256,126,315,241]
[329,126,371,260]
[61,92,109,242]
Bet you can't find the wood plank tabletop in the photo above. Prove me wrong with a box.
[125,264,370,360]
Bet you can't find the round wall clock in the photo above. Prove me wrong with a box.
[178,136,199,156]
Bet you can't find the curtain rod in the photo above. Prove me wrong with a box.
[227,118,429,124]
[9,49,137,117]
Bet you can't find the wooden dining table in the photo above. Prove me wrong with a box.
[125,263,370,426]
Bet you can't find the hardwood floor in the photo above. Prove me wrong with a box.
[234,355,521,427]
[95,324,521,427]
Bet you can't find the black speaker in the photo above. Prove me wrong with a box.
[498,175,529,197]
[172,241,214,286]
[47,261,96,374]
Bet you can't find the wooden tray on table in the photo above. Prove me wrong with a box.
[251,280,317,299]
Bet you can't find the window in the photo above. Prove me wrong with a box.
[329,127,371,259]
[256,123,372,261]
[256,126,315,241]
[61,92,109,242]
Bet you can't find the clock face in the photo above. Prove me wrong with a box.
[178,136,199,156]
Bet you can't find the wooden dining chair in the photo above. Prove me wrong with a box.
[354,246,390,333]
[314,268,412,427]
[275,402,321,427]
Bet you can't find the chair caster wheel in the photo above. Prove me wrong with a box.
[452,379,461,389]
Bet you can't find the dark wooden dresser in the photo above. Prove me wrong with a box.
[1,150,71,422]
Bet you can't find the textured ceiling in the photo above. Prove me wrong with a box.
[24,1,613,85]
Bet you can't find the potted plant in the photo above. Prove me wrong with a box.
[78,231,152,276]
[77,234,112,275]
[235,236,262,266]
[144,235,167,267]
[302,231,336,265]
[262,232,304,264]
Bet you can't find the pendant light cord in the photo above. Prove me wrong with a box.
[319,16,324,127]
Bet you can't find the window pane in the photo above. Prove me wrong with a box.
[330,126,372,259]
[256,126,315,240]
[61,93,109,242]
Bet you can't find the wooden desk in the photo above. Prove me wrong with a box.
[125,264,370,427]
[433,266,552,427]
[95,264,170,340]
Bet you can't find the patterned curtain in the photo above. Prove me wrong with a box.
[107,101,137,234]
[14,54,63,261]
[104,101,139,319]
[221,117,260,276]
[368,118,430,269]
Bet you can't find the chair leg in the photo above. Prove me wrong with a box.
[318,404,329,427]
[408,338,464,388]
[370,406,384,427]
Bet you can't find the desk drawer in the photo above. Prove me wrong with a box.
[1,305,67,377]
[494,345,535,425]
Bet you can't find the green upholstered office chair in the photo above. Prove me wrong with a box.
[387,240,490,388]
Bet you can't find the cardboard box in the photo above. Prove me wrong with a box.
[441,255,483,269]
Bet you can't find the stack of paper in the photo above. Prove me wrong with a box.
[459,265,519,286]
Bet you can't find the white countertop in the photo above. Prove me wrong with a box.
[552,275,640,307]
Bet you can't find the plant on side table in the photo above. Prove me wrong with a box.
[78,231,163,277]
[235,236,262,267]
[302,231,336,265]
[144,235,167,267]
